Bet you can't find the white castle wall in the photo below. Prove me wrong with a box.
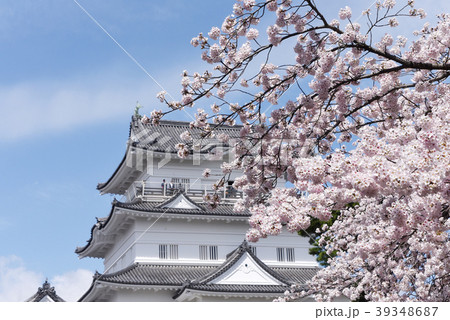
[102,216,317,273]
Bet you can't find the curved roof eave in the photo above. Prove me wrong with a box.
[96,146,144,195]
[96,152,127,193]
[75,203,117,257]
[75,196,249,258]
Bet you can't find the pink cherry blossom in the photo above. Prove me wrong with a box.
[151,0,450,302]
[246,28,259,40]
[339,6,352,20]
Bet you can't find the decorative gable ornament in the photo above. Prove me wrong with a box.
[26,280,65,302]
[158,192,203,211]
[211,252,284,285]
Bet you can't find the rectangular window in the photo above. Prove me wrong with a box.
[250,246,257,256]
[286,248,295,262]
[171,178,190,191]
[169,244,178,260]
[159,244,167,259]
[159,244,178,259]
[276,247,285,262]
[209,245,218,260]
[199,245,208,260]
[199,245,218,260]
[277,248,295,262]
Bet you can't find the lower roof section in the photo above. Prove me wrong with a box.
[93,263,217,286]
[79,242,319,301]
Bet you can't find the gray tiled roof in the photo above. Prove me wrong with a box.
[93,263,217,286]
[75,193,248,255]
[93,261,318,288]
[80,242,318,300]
[182,283,291,294]
[26,280,65,302]
[172,241,318,298]
[114,196,249,217]
[273,267,319,284]
[82,262,317,300]
[130,116,242,153]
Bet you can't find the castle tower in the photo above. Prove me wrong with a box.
[76,116,318,302]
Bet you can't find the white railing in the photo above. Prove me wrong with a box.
[128,181,243,202]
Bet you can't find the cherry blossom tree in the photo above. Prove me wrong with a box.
[149,0,450,301]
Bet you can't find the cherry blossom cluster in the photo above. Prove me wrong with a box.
[147,0,450,301]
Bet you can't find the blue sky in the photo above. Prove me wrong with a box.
[0,0,447,302]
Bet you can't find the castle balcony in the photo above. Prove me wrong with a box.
[126,181,243,203]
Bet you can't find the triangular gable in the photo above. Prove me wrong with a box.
[26,280,65,302]
[209,252,285,285]
[37,295,56,302]
[158,193,203,211]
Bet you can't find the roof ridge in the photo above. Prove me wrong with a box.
[114,200,248,215]
[132,115,243,129]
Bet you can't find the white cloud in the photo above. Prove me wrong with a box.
[0,74,160,143]
[0,255,93,302]
[0,255,42,302]
[50,269,94,302]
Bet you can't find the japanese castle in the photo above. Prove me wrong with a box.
[75,116,319,302]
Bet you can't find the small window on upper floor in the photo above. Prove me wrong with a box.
[286,248,295,262]
[159,244,178,259]
[276,247,295,262]
[170,178,190,192]
[249,246,257,256]
[199,245,218,260]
